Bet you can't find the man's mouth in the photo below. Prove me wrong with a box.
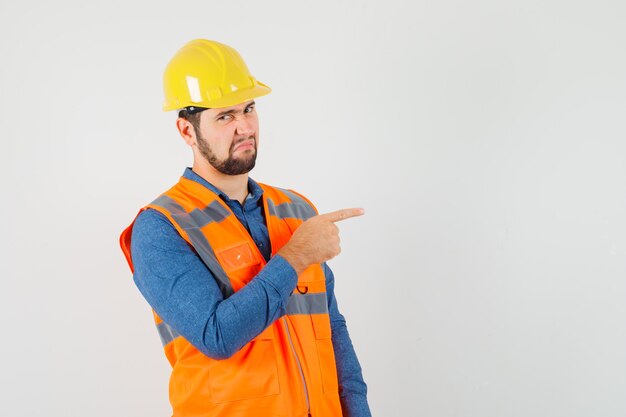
[233,138,255,152]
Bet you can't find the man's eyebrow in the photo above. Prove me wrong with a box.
[215,101,255,118]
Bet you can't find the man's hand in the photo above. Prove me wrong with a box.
[278,208,365,275]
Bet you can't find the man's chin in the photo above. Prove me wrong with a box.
[233,151,257,165]
[232,148,256,158]
[217,157,256,176]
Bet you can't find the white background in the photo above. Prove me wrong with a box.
[2,1,626,416]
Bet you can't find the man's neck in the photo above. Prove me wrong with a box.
[191,162,249,204]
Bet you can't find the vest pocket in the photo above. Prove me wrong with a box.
[216,242,260,272]
[208,324,280,403]
[311,314,340,394]
[215,242,263,290]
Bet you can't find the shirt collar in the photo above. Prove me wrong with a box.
[182,167,264,204]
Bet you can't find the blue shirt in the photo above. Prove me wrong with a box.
[130,168,371,417]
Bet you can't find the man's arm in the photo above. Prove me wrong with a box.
[131,208,298,359]
[324,263,372,417]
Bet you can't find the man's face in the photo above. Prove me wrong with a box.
[195,100,259,175]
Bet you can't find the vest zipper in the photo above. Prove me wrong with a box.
[282,317,311,417]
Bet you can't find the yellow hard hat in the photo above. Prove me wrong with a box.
[162,39,271,111]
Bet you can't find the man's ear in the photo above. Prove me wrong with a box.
[176,117,196,147]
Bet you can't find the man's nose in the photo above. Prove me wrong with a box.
[235,116,254,136]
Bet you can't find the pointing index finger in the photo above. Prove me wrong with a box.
[319,208,365,223]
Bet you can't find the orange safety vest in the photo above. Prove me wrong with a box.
[120,176,343,417]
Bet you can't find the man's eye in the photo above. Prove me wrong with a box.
[218,114,233,121]
[245,106,255,113]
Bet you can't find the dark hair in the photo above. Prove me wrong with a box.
[178,107,207,133]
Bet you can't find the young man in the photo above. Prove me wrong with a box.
[120,39,371,417]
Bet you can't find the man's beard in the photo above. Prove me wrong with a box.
[196,133,257,175]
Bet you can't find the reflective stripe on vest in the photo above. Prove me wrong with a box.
[154,293,327,347]
[150,194,235,298]
[266,188,316,221]
[153,294,328,348]
[157,321,180,346]
[286,292,328,315]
